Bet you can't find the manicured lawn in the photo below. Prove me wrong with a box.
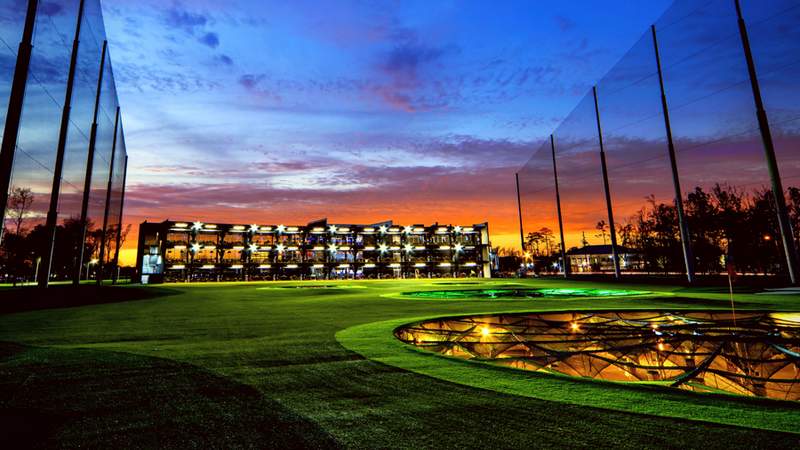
[1,278,799,448]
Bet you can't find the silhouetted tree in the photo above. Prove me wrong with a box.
[6,187,34,235]
[595,220,608,245]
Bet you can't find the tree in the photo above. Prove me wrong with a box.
[525,231,542,256]
[538,227,554,256]
[6,187,34,235]
[117,223,131,261]
[595,220,609,245]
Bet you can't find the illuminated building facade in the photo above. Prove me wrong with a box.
[136,219,491,282]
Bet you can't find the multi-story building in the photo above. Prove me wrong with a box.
[136,219,491,283]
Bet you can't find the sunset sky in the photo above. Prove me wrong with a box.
[98,0,679,265]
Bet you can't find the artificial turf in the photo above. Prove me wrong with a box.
[1,278,799,448]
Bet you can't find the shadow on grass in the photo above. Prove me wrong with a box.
[0,285,180,315]
[0,342,339,448]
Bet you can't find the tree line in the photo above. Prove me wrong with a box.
[1,187,130,284]
[525,184,800,275]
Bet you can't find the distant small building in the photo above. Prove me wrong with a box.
[566,245,642,273]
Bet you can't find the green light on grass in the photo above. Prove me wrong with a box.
[404,288,649,299]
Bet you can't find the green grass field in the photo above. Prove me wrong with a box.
[1,278,799,448]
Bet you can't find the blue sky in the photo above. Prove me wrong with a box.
[100,0,674,250]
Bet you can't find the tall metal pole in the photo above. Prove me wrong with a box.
[652,24,695,284]
[550,134,569,278]
[97,106,120,285]
[111,155,127,284]
[73,40,107,286]
[515,173,525,252]
[38,0,85,287]
[0,0,38,245]
[592,86,621,279]
[735,0,798,284]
